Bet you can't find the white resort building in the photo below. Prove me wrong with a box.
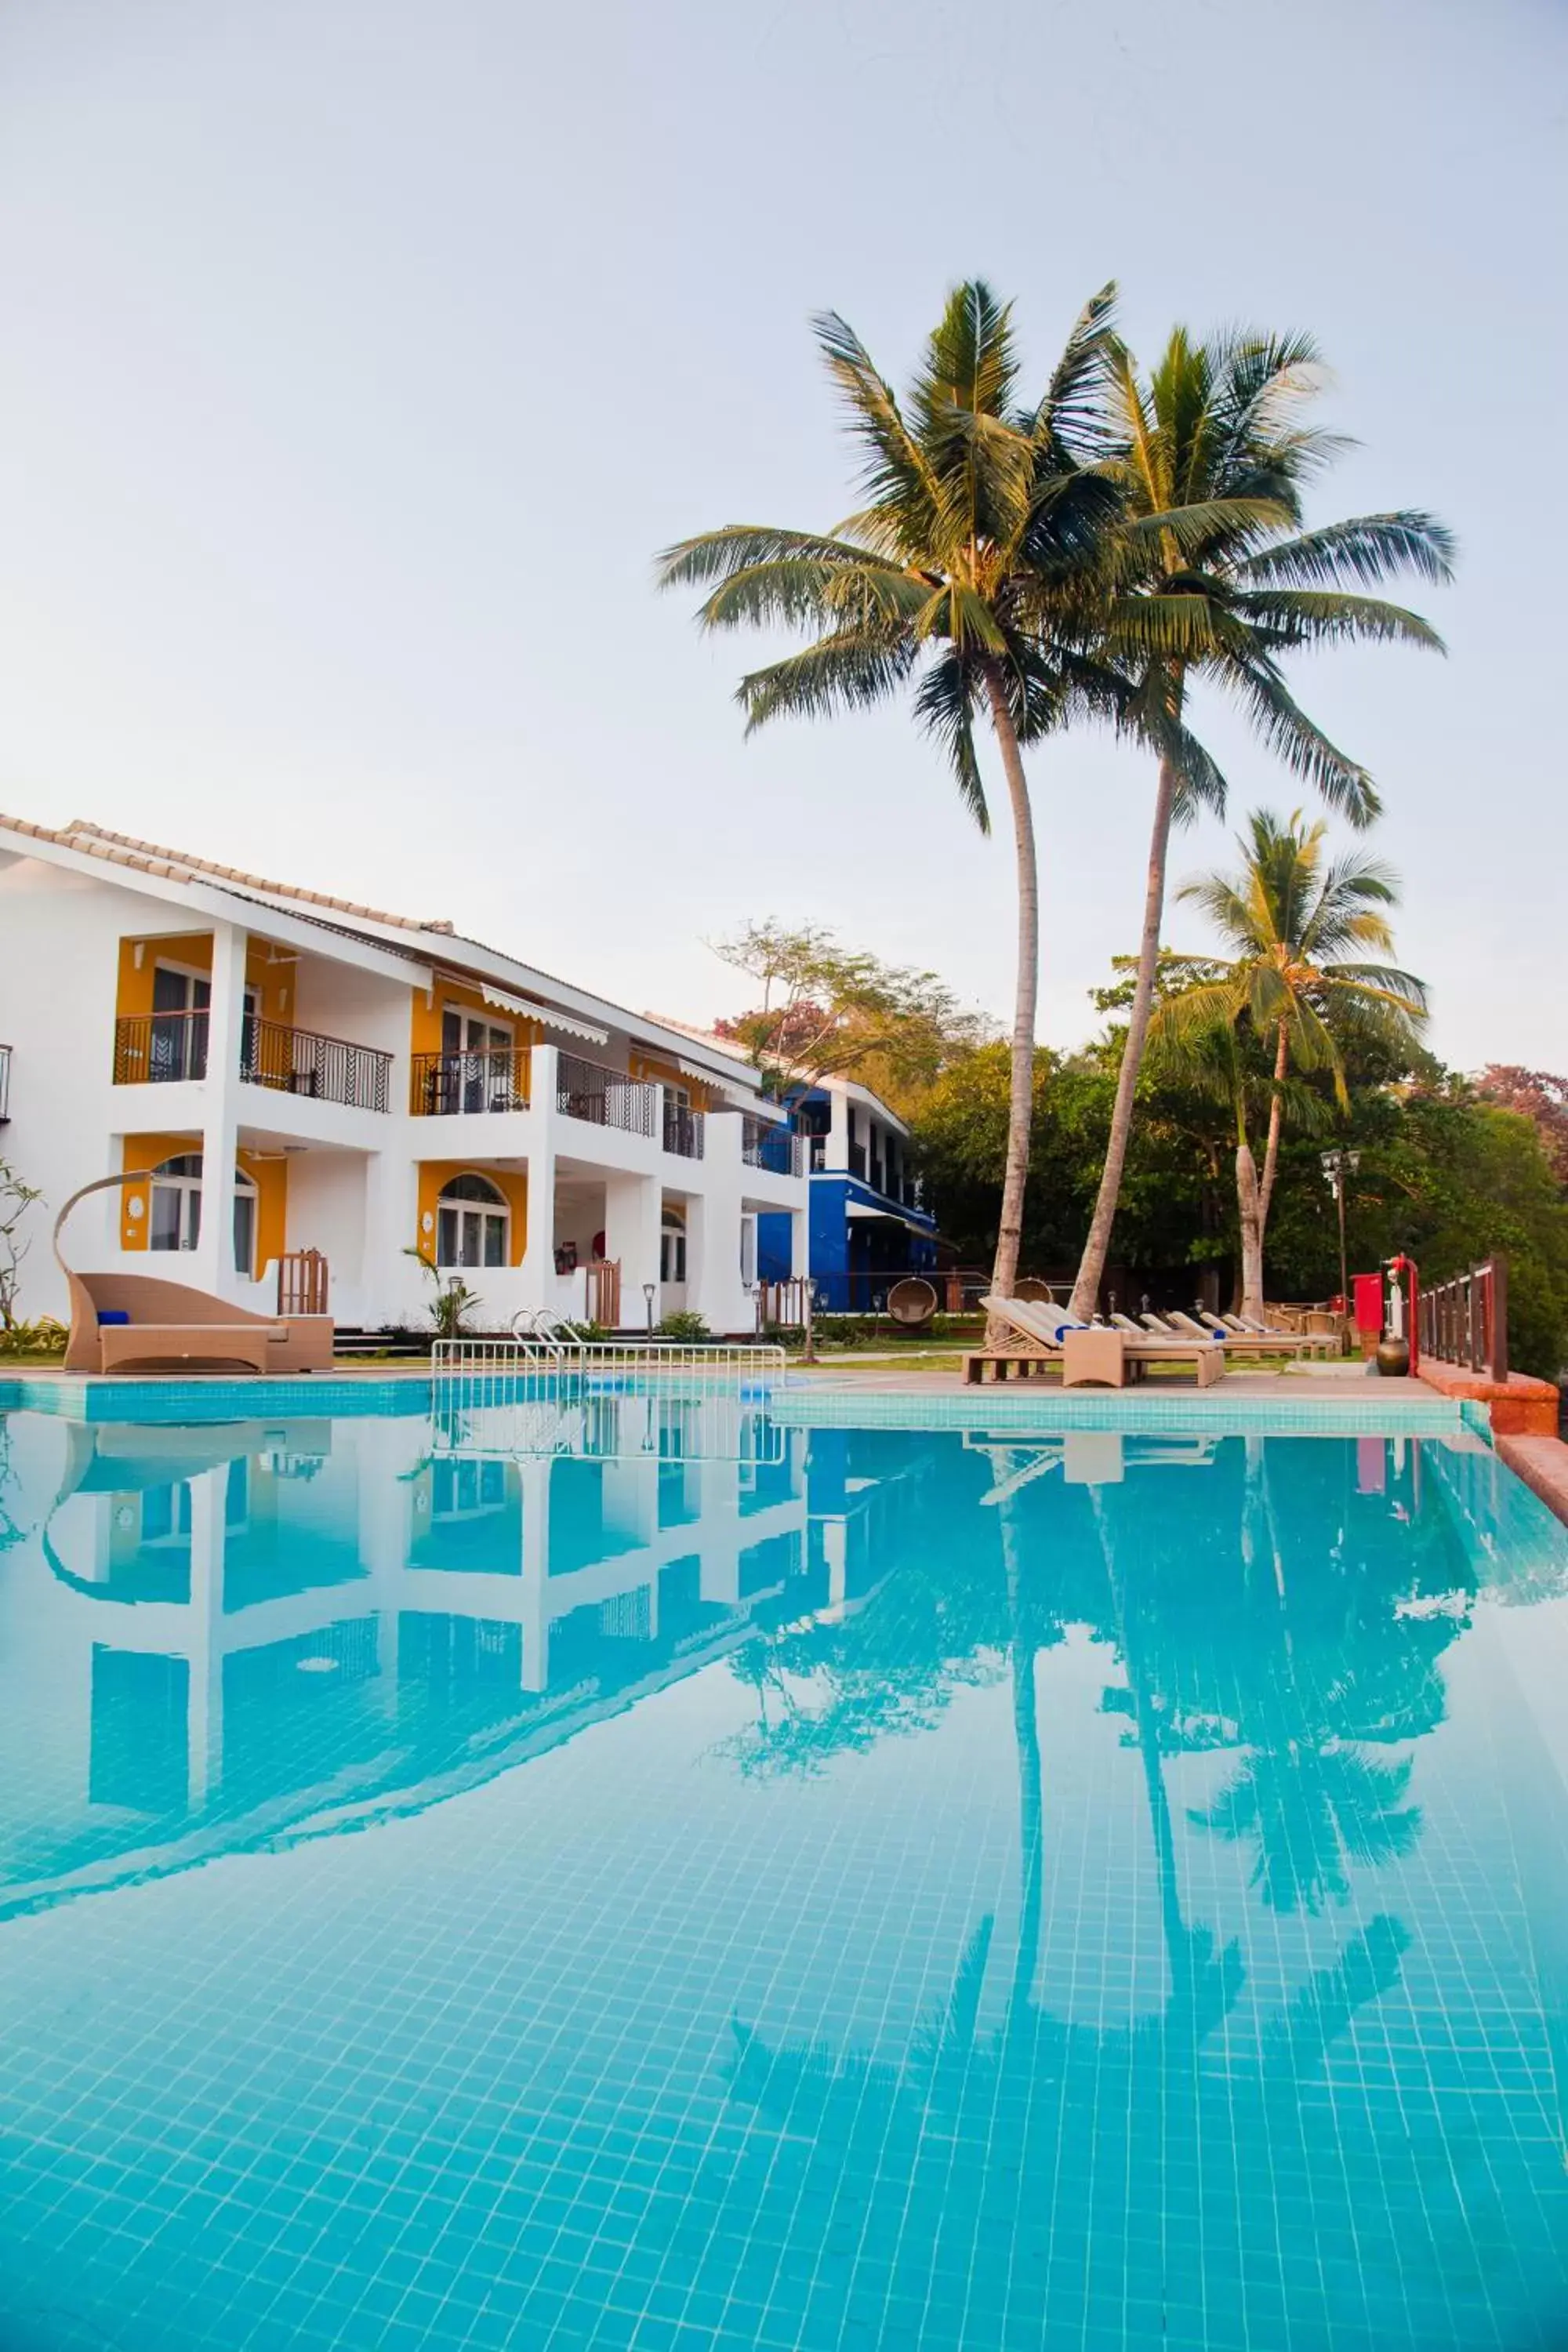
[0,815,808,1336]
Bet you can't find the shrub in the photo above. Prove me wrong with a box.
[656,1310,711,1342]
[0,1316,67,1359]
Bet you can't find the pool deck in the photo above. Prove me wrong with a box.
[792,1364,1432,1400]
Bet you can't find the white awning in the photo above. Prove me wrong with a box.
[479,982,607,1047]
[677,1055,777,1112]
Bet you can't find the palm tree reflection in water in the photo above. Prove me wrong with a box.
[719,1432,1479,2336]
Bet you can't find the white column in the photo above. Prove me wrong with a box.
[520,1459,551,1691]
[604,1170,662,1330]
[516,1045,560,1313]
[185,1465,228,1807]
[362,1147,421,1329]
[826,1085,849,1170]
[191,923,247,1298]
[790,1206,810,1279]
[688,1113,747,1334]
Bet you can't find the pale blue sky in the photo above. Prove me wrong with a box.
[0,0,1562,1068]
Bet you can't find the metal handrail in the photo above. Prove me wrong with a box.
[742,1121,806,1177]
[555,1053,658,1138]
[113,1007,209,1084]
[112,1010,391,1110]
[433,1336,787,1385]
[411,1047,530,1116]
[662,1105,706,1160]
[242,1017,392,1112]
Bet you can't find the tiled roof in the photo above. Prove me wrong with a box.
[56,818,456,932]
[0,808,760,1086]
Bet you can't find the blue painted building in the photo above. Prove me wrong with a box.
[757,1076,939,1311]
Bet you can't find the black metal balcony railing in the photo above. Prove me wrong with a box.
[556,1052,657,1138]
[848,1142,867,1180]
[114,1010,391,1111]
[411,1048,530,1117]
[0,1043,9,1123]
[114,1009,209,1085]
[663,1104,706,1160]
[243,1018,392,1112]
[742,1120,805,1178]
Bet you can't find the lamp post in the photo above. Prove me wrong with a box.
[642,1280,655,1338]
[1319,1148,1360,1319]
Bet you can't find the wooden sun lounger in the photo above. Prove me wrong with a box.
[964,1297,1225,1388]
[1162,1308,1340,1359]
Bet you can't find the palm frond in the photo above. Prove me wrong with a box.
[812,311,943,541]
[1234,588,1445,654]
[656,523,886,595]
[1027,284,1120,461]
[913,654,990,832]
[1236,511,1456,590]
[737,629,916,734]
[1232,662,1381,827]
[1120,496,1296,566]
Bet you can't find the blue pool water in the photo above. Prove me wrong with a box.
[0,1386,1566,2352]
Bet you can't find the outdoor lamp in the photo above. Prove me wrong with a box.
[642,1280,655,1335]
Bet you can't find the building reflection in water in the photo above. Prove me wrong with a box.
[0,1395,935,1915]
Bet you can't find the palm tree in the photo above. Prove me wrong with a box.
[1152,808,1428,1319]
[1069,328,1454,1319]
[656,282,1221,1305]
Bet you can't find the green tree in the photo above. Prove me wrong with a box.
[658,281,1218,1306]
[1069,328,1453,1319]
[1151,811,1427,1319]
[708,919,992,1114]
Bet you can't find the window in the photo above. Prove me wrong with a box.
[148,1153,259,1274]
[660,1207,687,1285]
[739,1214,757,1287]
[436,1172,510,1269]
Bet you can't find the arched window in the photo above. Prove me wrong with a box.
[659,1204,687,1286]
[149,1153,259,1274]
[437,1172,510,1269]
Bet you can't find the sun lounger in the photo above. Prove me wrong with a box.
[965,1296,1225,1388]
[1166,1308,1339,1359]
[53,1172,336,1376]
[65,1274,335,1374]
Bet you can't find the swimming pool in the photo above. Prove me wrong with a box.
[0,1385,1564,2351]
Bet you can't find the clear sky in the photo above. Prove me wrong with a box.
[0,0,1562,1069]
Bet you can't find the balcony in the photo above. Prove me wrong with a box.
[114,1008,209,1084]
[556,1052,657,1138]
[663,1103,706,1160]
[242,1018,393,1112]
[742,1120,805,1178]
[412,1047,530,1117]
[113,1011,392,1112]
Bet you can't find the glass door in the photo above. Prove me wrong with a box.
[151,967,210,1083]
[441,1010,514,1112]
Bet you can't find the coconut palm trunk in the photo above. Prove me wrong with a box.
[1236,1120,1266,1325]
[984,670,1040,1305]
[1070,751,1179,1318]
[1257,1020,1291,1231]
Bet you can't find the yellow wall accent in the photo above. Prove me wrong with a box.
[415,1161,528,1268]
[118,1133,288,1274]
[114,934,294,1025]
[410,982,541,1058]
